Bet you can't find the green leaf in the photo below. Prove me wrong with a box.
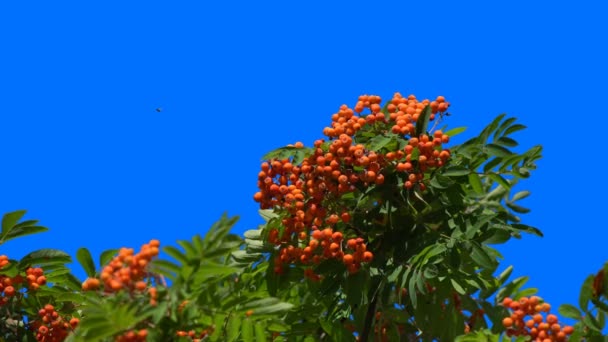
[415,105,432,137]
[227,314,242,342]
[506,202,530,214]
[76,248,97,278]
[242,318,254,342]
[468,173,484,194]
[254,322,266,342]
[19,249,71,269]
[150,259,181,279]
[163,245,190,266]
[470,243,495,269]
[558,304,582,320]
[496,137,518,147]
[511,191,531,202]
[259,209,277,222]
[483,158,503,173]
[242,298,294,315]
[485,144,512,158]
[99,248,118,267]
[444,126,467,137]
[583,314,602,332]
[496,276,529,302]
[367,135,394,152]
[510,224,543,237]
[442,166,471,177]
[451,278,466,295]
[2,225,48,242]
[580,275,594,312]
[1,210,27,238]
[488,174,510,190]
[503,124,527,136]
[292,149,308,165]
[494,117,518,139]
[479,114,506,143]
[498,266,513,285]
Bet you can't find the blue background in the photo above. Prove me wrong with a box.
[1,0,606,328]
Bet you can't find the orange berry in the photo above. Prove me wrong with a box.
[362,251,373,262]
[502,317,513,328]
[3,285,15,296]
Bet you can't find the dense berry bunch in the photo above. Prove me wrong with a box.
[29,304,79,342]
[176,328,213,341]
[253,93,451,276]
[115,329,149,342]
[0,255,46,306]
[501,296,574,341]
[82,239,160,296]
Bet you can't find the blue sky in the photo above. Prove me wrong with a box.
[1,0,607,327]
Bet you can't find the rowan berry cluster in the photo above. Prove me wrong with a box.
[81,239,160,296]
[501,296,574,341]
[254,93,451,277]
[0,255,46,305]
[176,328,213,341]
[29,304,79,342]
[115,329,148,342]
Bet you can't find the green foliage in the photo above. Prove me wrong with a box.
[0,102,605,341]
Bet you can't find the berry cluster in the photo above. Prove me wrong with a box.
[254,93,451,276]
[501,296,574,341]
[0,255,46,305]
[82,239,160,295]
[176,328,213,341]
[29,304,79,342]
[115,329,148,342]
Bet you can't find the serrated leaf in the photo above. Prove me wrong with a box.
[483,158,503,173]
[506,202,530,214]
[479,114,506,143]
[227,314,242,342]
[244,229,261,240]
[558,304,582,320]
[258,209,277,222]
[470,243,495,269]
[444,126,467,137]
[242,298,294,315]
[496,137,518,147]
[494,117,518,138]
[163,245,189,266]
[488,173,510,190]
[468,173,483,194]
[99,248,118,267]
[442,166,471,177]
[485,144,512,158]
[242,318,254,342]
[254,322,266,342]
[19,249,71,269]
[367,135,394,152]
[76,248,96,278]
[498,266,513,285]
[451,278,466,295]
[580,275,594,312]
[503,124,526,136]
[150,259,181,278]
[2,225,48,242]
[511,191,531,202]
[583,314,602,332]
[510,224,543,237]
[1,210,27,238]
